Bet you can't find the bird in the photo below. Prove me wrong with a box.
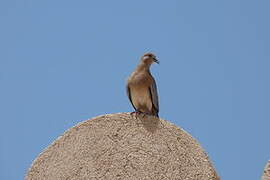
[126,53,159,118]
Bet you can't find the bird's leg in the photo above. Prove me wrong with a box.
[130,111,142,119]
[131,111,151,119]
[141,112,152,118]
[141,112,147,118]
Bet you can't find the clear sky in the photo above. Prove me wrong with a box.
[0,0,269,179]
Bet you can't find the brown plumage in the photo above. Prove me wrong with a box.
[126,53,159,117]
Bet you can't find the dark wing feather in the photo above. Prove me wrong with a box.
[149,78,159,117]
[126,85,137,111]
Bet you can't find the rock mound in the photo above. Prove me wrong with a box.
[26,113,219,180]
[262,160,270,180]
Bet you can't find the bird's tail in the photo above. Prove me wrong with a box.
[152,110,159,118]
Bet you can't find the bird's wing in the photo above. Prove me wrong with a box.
[126,84,137,111]
[149,78,159,115]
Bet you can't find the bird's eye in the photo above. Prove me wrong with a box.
[142,56,149,60]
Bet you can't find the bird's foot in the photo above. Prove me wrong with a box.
[141,112,149,118]
[130,111,143,119]
[130,111,151,119]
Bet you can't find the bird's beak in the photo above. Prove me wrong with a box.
[153,57,160,64]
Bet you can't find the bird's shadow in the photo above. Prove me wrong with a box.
[138,115,160,133]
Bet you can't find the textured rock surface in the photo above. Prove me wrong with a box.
[26,113,219,180]
[262,160,270,180]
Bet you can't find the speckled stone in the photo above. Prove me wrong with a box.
[26,113,220,180]
[262,160,270,180]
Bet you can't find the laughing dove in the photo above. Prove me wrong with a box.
[126,53,159,117]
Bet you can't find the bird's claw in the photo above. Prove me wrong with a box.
[130,111,151,119]
[130,111,142,119]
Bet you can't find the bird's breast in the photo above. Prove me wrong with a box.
[128,72,152,86]
[129,84,152,112]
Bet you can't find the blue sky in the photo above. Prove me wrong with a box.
[0,0,269,179]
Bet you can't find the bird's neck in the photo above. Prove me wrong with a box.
[136,61,151,72]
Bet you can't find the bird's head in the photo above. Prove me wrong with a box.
[141,53,159,65]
